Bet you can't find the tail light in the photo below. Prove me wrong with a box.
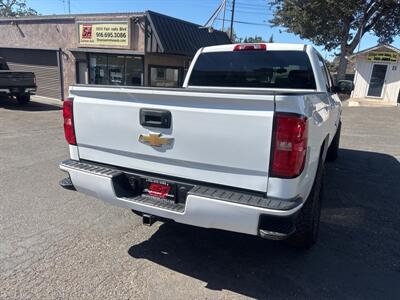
[270,113,308,178]
[63,97,77,145]
[234,44,267,51]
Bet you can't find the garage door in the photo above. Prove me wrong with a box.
[0,48,61,99]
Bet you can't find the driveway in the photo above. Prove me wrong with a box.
[1,98,399,299]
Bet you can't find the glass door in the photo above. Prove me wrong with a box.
[367,64,388,98]
[88,54,143,86]
[89,54,109,85]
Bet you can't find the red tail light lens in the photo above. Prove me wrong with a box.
[63,97,76,145]
[234,44,267,51]
[270,113,308,178]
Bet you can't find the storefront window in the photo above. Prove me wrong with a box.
[108,55,125,85]
[150,66,180,87]
[89,54,143,86]
[125,56,143,86]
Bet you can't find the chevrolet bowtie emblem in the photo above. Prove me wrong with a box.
[139,133,174,147]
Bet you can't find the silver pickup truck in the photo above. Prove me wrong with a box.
[60,43,351,249]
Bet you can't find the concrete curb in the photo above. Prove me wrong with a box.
[32,95,63,108]
[343,98,398,108]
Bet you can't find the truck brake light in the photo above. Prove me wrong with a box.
[63,97,77,145]
[234,44,267,51]
[270,113,308,178]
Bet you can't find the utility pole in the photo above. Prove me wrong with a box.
[229,0,236,41]
[67,0,71,14]
[222,0,227,31]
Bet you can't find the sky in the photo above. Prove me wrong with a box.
[26,0,400,61]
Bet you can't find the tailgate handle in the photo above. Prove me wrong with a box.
[140,109,171,128]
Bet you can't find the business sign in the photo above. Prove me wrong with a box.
[367,51,398,63]
[78,22,129,47]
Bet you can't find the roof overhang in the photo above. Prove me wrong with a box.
[0,12,144,23]
[68,48,145,56]
[144,10,231,57]
[0,46,60,51]
[348,44,400,60]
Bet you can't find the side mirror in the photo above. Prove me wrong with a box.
[335,80,354,94]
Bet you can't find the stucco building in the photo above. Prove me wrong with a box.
[0,11,230,99]
[349,44,400,105]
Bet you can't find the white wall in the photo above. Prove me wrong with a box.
[383,63,400,104]
[352,58,400,105]
[352,59,371,99]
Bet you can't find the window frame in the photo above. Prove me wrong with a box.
[87,53,144,86]
[148,65,183,88]
[317,54,335,93]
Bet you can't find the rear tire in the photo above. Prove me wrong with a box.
[16,94,30,105]
[286,162,324,250]
[326,121,341,162]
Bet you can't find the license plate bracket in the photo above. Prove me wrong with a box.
[142,178,176,202]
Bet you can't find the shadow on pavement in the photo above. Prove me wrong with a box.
[128,149,400,299]
[0,96,61,112]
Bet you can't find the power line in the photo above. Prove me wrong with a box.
[222,0,227,31]
[204,0,226,28]
[217,18,269,26]
[228,9,273,16]
[227,4,272,13]
[232,3,269,9]
[58,0,71,14]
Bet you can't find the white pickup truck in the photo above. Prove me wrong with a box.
[60,43,348,249]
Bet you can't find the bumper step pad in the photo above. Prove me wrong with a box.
[61,159,301,212]
[61,159,122,178]
[122,195,185,213]
[189,186,300,211]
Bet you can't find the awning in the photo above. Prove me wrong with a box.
[145,11,231,56]
[68,48,145,56]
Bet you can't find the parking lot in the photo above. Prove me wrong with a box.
[1,97,400,299]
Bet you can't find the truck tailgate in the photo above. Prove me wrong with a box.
[0,72,35,87]
[70,86,275,192]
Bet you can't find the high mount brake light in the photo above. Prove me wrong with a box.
[233,44,267,51]
[270,113,308,178]
[63,97,77,145]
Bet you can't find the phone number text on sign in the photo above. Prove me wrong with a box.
[78,23,129,47]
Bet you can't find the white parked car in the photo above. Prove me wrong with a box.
[60,43,346,249]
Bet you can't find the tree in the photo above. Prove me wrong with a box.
[225,27,243,43]
[325,59,339,73]
[269,0,400,80]
[243,35,265,43]
[268,34,274,43]
[0,0,38,17]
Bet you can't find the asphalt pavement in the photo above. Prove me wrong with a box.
[1,97,400,299]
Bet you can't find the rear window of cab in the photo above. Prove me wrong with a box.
[188,50,316,89]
